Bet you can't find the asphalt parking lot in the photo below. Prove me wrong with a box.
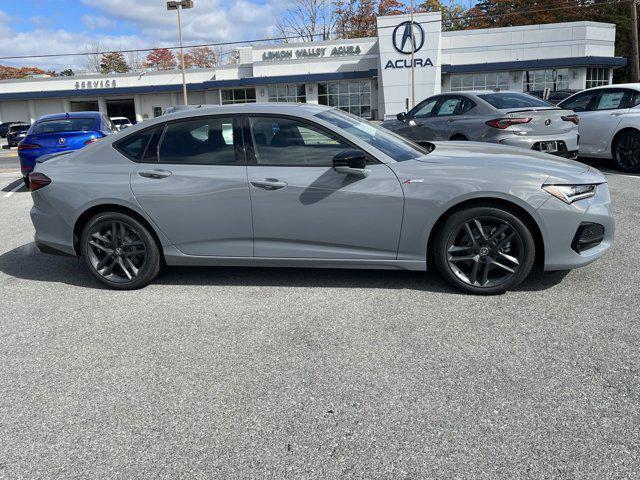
[0,156,638,479]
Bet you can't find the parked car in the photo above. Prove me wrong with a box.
[529,89,581,105]
[557,84,640,172]
[110,116,133,131]
[0,121,25,138]
[19,111,115,186]
[6,123,30,147]
[29,104,613,294]
[381,91,580,158]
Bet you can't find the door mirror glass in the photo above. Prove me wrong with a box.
[396,112,407,122]
[332,149,370,177]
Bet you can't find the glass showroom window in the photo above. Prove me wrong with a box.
[586,68,610,89]
[449,72,509,92]
[221,88,256,105]
[268,84,306,102]
[317,81,371,118]
[522,69,569,92]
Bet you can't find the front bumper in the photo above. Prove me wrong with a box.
[537,181,614,271]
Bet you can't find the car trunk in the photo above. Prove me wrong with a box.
[27,131,98,150]
[501,108,576,135]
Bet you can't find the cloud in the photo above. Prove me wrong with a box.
[81,14,117,30]
[0,0,287,71]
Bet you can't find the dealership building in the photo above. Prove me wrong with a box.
[0,13,626,124]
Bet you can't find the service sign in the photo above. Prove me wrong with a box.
[75,79,118,90]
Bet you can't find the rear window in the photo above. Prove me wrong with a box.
[9,125,29,132]
[112,118,130,125]
[31,118,96,135]
[478,93,553,109]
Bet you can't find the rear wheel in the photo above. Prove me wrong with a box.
[434,207,535,295]
[80,212,161,290]
[23,176,30,189]
[613,130,640,172]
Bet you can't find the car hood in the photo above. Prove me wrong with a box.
[415,141,604,184]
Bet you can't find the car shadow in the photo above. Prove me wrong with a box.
[2,178,24,192]
[0,242,568,293]
[578,157,640,177]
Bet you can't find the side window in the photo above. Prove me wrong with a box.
[460,98,476,114]
[593,90,632,111]
[158,117,237,165]
[411,98,438,118]
[114,127,158,162]
[434,97,464,117]
[633,91,640,108]
[559,91,598,112]
[249,117,351,166]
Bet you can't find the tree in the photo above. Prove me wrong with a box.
[125,49,145,71]
[84,41,102,73]
[100,51,130,74]
[417,0,469,31]
[0,65,48,80]
[276,0,337,42]
[183,46,218,68]
[145,48,177,70]
[335,0,406,38]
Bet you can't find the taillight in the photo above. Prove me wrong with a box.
[561,114,580,125]
[28,172,51,191]
[84,137,99,145]
[485,118,532,129]
[18,143,41,150]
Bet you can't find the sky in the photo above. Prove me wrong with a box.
[0,0,288,71]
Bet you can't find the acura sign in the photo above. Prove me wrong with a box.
[392,21,425,54]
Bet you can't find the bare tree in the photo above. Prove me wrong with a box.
[84,41,102,73]
[124,48,145,71]
[276,0,336,42]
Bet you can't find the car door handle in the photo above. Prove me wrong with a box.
[138,169,172,179]
[250,179,288,190]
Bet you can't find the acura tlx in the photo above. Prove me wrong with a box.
[28,103,613,294]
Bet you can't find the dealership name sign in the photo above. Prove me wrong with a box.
[261,45,362,61]
[74,79,118,90]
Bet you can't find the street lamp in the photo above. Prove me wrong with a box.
[167,0,194,106]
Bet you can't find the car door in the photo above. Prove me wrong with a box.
[561,89,630,156]
[429,95,473,140]
[127,115,254,257]
[244,115,404,259]
[398,96,440,142]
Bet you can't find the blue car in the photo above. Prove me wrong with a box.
[19,111,115,186]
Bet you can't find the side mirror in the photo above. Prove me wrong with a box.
[396,112,407,122]
[333,150,370,178]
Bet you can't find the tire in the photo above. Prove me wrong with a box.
[450,135,468,141]
[80,212,161,290]
[613,130,640,173]
[434,206,536,295]
[23,177,30,189]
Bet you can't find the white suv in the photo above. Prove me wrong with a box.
[558,84,640,172]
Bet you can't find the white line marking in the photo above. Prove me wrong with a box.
[3,182,24,198]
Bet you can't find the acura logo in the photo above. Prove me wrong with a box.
[392,21,425,54]
[58,137,66,145]
[544,119,551,126]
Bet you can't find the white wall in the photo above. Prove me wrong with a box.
[0,101,30,123]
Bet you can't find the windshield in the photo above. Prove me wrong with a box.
[112,119,130,125]
[31,118,96,135]
[478,93,553,109]
[315,109,428,161]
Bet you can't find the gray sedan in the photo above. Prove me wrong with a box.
[29,103,612,294]
[381,91,580,158]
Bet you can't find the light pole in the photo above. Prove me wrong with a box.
[167,0,194,106]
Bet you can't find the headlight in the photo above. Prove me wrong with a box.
[542,184,597,204]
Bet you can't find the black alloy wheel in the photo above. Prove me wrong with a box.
[81,212,161,289]
[613,131,640,173]
[435,207,535,294]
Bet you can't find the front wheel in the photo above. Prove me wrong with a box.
[613,130,640,173]
[80,212,161,290]
[434,207,536,295]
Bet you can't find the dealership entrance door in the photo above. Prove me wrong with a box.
[106,99,136,124]
[70,100,99,112]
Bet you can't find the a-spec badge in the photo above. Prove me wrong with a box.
[403,178,424,184]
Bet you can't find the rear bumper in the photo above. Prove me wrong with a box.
[537,182,614,271]
[496,132,579,154]
[30,201,76,257]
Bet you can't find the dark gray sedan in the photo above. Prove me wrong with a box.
[381,91,580,158]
